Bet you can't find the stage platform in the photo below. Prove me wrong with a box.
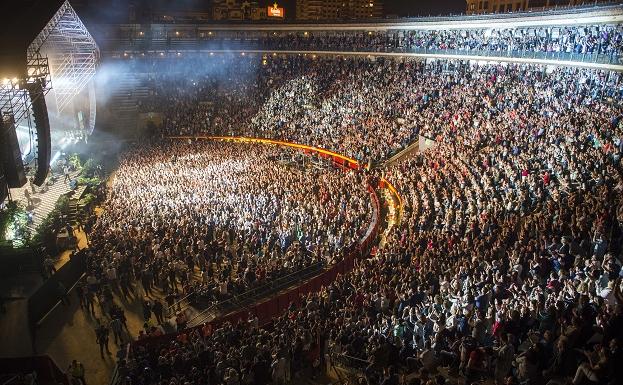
[8,170,83,232]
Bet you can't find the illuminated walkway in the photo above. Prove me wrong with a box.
[8,170,81,231]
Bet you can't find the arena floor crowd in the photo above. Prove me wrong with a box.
[56,51,623,385]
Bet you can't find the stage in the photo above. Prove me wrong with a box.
[8,169,83,233]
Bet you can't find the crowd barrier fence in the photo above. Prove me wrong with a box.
[27,251,86,341]
[187,260,326,327]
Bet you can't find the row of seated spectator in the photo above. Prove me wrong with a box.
[134,55,622,165]
[257,25,623,58]
[107,23,623,63]
[115,57,623,385]
[138,55,442,161]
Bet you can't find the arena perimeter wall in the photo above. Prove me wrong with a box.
[129,136,400,349]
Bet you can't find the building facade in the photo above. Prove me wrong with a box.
[466,0,607,14]
[296,0,384,21]
[212,0,269,21]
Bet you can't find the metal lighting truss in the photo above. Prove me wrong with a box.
[88,81,96,134]
[0,79,29,123]
[0,54,51,125]
[28,0,99,113]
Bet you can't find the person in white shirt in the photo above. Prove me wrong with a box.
[106,266,118,286]
[63,165,71,183]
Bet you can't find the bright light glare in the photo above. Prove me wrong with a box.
[50,151,63,164]
[50,137,71,164]
[5,224,17,241]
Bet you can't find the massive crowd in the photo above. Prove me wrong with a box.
[147,56,438,161]
[259,24,623,59]
[78,140,372,339]
[147,55,623,165]
[105,55,623,385]
[115,22,623,63]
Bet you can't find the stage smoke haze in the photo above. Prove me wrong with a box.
[94,53,261,138]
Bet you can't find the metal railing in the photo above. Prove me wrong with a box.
[329,351,371,385]
[167,290,195,316]
[104,38,623,65]
[330,351,371,370]
[187,260,325,327]
[396,47,622,65]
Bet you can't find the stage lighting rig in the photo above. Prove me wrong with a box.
[0,0,99,190]
[29,0,99,114]
[0,54,52,126]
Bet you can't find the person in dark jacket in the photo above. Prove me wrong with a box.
[542,337,576,385]
[95,322,111,358]
[152,299,164,324]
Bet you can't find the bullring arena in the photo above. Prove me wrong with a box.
[0,2,623,385]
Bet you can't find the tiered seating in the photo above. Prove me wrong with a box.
[106,18,623,64]
[100,55,623,385]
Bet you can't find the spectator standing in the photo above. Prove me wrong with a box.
[494,333,515,385]
[142,299,152,322]
[67,360,86,385]
[109,316,124,345]
[152,299,164,325]
[64,165,71,184]
[95,322,111,358]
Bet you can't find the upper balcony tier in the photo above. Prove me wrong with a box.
[93,4,623,69]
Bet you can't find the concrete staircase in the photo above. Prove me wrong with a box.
[105,72,150,137]
[67,185,88,227]
[382,139,420,168]
[109,72,138,134]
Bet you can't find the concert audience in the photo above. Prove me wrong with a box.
[258,24,623,60]
[147,56,431,161]
[100,56,623,385]
[80,140,372,326]
[144,56,622,165]
[116,23,623,63]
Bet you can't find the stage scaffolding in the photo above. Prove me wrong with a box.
[28,0,99,114]
[1,0,99,161]
[0,54,51,125]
